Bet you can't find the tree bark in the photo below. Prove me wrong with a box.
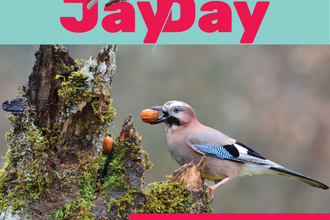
[0,45,211,220]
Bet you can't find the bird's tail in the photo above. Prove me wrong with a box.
[269,166,329,190]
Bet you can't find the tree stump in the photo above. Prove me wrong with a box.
[0,45,211,220]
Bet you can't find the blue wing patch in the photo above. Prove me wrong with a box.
[192,143,233,159]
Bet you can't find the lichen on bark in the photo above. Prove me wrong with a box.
[0,45,211,220]
[0,45,119,219]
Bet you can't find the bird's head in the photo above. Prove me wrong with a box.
[149,101,197,128]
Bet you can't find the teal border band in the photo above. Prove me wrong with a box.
[0,0,329,44]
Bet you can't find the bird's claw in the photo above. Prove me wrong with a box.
[204,179,214,203]
[206,187,214,204]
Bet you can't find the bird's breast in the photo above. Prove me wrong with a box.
[165,130,200,166]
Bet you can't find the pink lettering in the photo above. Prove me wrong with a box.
[60,0,98,33]
[234,1,270,43]
[137,1,172,43]
[60,0,270,44]
[103,2,135,33]
[199,1,232,33]
[163,0,196,32]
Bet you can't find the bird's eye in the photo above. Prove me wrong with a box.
[173,106,181,113]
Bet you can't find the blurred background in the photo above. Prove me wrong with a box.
[0,45,329,213]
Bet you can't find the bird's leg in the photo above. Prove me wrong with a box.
[209,177,232,191]
[206,177,232,203]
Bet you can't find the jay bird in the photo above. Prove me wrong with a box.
[149,100,329,201]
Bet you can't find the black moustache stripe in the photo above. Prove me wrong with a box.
[167,116,181,128]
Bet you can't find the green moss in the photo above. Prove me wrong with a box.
[100,138,152,190]
[139,177,192,213]
[41,123,61,146]
[57,71,95,104]
[0,170,9,210]
[56,58,116,127]
[61,198,96,220]
[101,141,129,191]
[55,55,78,78]
[58,152,102,219]
[98,137,152,218]
[92,98,116,125]
[140,149,153,170]
[77,152,102,201]
[0,109,63,213]
[56,209,64,219]
[57,138,147,219]
[106,191,135,219]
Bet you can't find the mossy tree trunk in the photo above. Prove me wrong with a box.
[0,45,211,220]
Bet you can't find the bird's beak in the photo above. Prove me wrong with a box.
[149,106,170,124]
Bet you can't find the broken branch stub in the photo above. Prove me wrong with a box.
[171,156,211,213]
[91,114,147,219]
[22,45,118,164]
[0,45,121,219]
[171,156,206,191]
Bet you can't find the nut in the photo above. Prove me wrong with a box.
[140,109,158,123]
[103,137,114,155]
